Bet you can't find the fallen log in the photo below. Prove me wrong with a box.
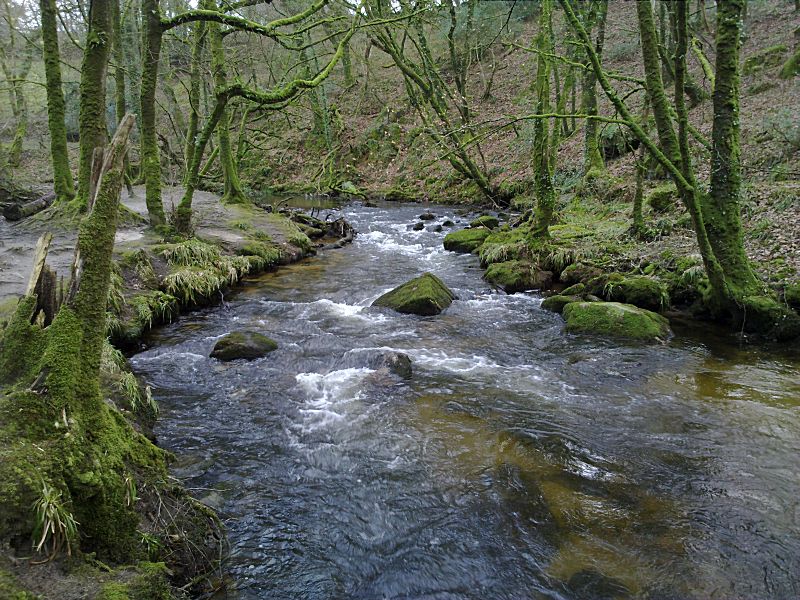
[3,192,56,221]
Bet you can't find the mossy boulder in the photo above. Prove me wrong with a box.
[470,215,500,229]
[443,227,491,254]
[743,44,787,75]
[210,331,278,361]
[561,283,585,296]
[541,294,582,314]
[562,302,672,341]
[607,276,670,312]
[779,46,800,79]
[646,183,677,213]
[372,273,455,316]
[559,262,602,285]
[368,351,413,379]
[484,261,553,293]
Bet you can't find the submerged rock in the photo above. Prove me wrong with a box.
[443,227,491,254]
[470,215,499,229]
[419,212,436,221]
[562,302,671,341]
[541,294,582,314]
[442,219,455,227]
[210,331,278,361]
[412,222,425,231]
[372,272,455,316]
[484,261,553,294]
[369,351,413,379]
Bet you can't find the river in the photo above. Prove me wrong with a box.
[130,200,800,600]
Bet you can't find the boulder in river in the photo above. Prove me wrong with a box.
[372,272,455,316]
[541,294,582,314]
[484,261,553,294]
[419,212,436,221]
[470,215,499,230]
[443,227,490,254]
[562,301,671,341]
[210,331,278,361]
[368,351,413,379]
[412,222,425,231]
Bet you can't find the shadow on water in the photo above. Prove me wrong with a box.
[131,200,800,600]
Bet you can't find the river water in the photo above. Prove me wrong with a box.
[130,201,800,600]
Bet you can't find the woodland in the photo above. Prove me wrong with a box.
[0,0,800,598]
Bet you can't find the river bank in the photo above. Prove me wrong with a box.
[0,189,354,599]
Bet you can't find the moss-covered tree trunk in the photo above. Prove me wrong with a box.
[530,0,555,238]
[39,0,75,202]
[208,14,246,204]
[581,0,608,179]
[636,1,681,166]
[140,0,167,226]
[76,0,112,209]
[184,21,206,180]
[702,0,759,297]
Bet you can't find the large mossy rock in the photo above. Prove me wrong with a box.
[484,261,553,294]
[372,272,455,316]
[559,262,602,285]
[470,215,499,229]
[210,331,278,361]
[741,295,800,341]
[562,302,672,341]
[609,276,669,312]
[743,44,787,75]
[646,183,677,213]
[443,227,490,254]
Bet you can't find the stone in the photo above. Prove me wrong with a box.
[429,224,443,233]
[562,302,671,341]
[443,227,490,253]
[607,276,669,312]
[561,283,585,296]
[484,261,553,293]
[470,215,499,229]
[419,212,436,221]
[559,262,602,285]
[442,220,455,227]
[412,222,424,231]
[541,294,581,314]
[372,272,455,316]
[210,331,278,361]
[368,351,413,379]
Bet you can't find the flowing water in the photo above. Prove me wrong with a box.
[130,201,800,600]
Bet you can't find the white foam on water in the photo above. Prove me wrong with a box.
[408,349,502,373]
[357,230,425,256]
[297,298,389,323]
[131,350,206,365]
[294,367,374,432]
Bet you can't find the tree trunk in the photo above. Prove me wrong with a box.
[703,0,759,298]
[184,20,206,180]
[531,0,555,238]
[140,0,167,226]
[207,7,246,204]
[39,0,75,202]
[77,0,112,209]
[582,0,608,178]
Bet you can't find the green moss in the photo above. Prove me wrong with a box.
[742,44,787,75]
[541,294,582,314]
[210,331,278,361]
[443,227,491,254]
[784,283,800,310]
[559,263,602,285]
[0,568,36,599]
[779,45,800,79]
[470,215,500,229]
[646,183,677,213]
[741,295,800,341]
[562,302,671,341]
[479,228,530,266]
[484,261,552,294]
[239,240,282,266]
[607,276,670,312]
[561,283,585,296]
[100,582,131,600]
[372,273,455,316]
[0,296,47,385]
